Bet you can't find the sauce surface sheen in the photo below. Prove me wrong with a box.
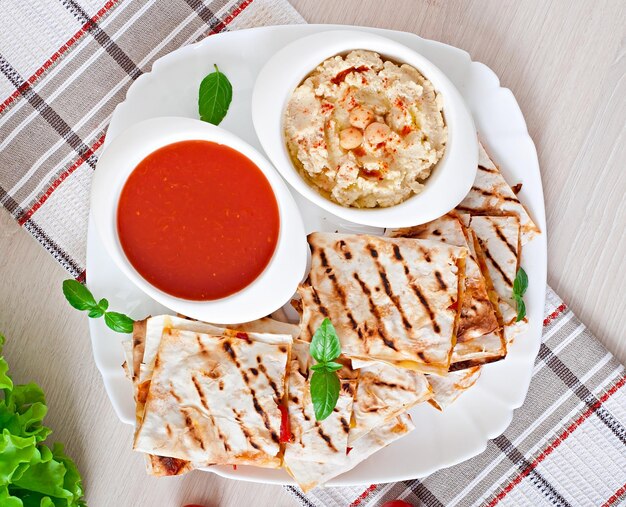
[117,140,280,301]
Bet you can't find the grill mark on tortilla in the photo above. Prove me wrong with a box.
[192,377,231,453]
[340,417,350,434]
[418,351,428,363]
[478,164,498,173]
[315,423,339,452]
[375,260,412,332]
[218,380,224,391]
[234,409,262,450]
[434,270,448,291]
[352,272,397,351]
[310,286,329,317]
[410,282,441,334]
[432,229,442,236]
[154,456,189,475]
[392,244,403,260]
[367,244,379,258]
[166,424,172,437]
[228,349,281,446]
[183,410,206,451]
[418,245,432,262]
[291,395,299,404]
[481,242,513,286]
[258,363,281,400]
[250,387,280,444]
[321,251,354,328]
[372,379,411,391]
[222,340,240,368]
[471,186,519,203]
[169,385,183,404]
[492,221,518,256]
[195,335,209,356]
[191,375,209,411]
[338,239,353,259]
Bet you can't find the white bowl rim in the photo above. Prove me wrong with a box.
[90,116,308,324]
[252,29,478,228]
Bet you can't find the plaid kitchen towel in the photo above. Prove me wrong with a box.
[286,287,626,507]
[0,0,304,278]
[1,3,625,506]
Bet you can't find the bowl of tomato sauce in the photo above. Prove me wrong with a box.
[91,117,308,324]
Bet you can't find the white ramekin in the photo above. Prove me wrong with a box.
[90,117,308,324]
[252,29,477,228]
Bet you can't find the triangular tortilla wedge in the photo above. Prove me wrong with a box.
[457,142,540,245]
[144,454,194,477]
[389,214,506,368]
[284,414,414,493]
[128,315,298,475]
[348,361,431,445]
[427,367,481,411]
[121,339,133,381]
[284,341,356,465]
[299,233,467,375]
[469,215,520,321]
[134,328,292,468]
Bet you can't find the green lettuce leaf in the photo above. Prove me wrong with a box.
[0,335,86,506]
[0,335,14,392]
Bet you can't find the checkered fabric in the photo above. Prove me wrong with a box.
[0,0,303,279]
[1,3,624,506]
[287,287,626,507]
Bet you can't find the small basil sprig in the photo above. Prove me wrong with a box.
[198,64,232,125]
[309,318,342,421]
[62,280,134,333]
[512,267,528,322]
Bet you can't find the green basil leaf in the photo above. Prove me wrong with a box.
[514,294,526,322]
[310,369,340,421]
[62,280,97,311]
[309,318,342,364]
[324,361,343,372]
[198,64,233,125]
[310,363,327,372]
[513,267,528,297]
[97,298,109,312]
[87,307,105,319]
[103,312,134,334]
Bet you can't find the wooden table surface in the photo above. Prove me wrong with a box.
[0,1,624,506]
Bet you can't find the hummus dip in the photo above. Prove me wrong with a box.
[284,50,447,208]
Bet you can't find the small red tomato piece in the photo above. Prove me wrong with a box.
[183,504,206,507]
[278,404,292,443]
[382,501,413,507]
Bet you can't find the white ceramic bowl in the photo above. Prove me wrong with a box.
[90,116,308,324]
[252,30,478,228]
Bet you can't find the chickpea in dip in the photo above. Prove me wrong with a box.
[284,50,447,208]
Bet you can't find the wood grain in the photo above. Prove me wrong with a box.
[0,1,624,506]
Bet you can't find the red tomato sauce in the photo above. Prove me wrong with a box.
[117,140,280,301]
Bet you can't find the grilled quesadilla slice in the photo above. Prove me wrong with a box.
[427,367,482,410]
[121,339,133,381]
[457,142,539,245]
[300,233,467,374]
[349,361,431,445]
[134,328,292,468]
[145,454,194,477]
[128,316,298,476]
[285,414,414,493]
[389,213,506,368]
[469,215,521,323]
[284,340,357,465]
[132,319,147,384]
